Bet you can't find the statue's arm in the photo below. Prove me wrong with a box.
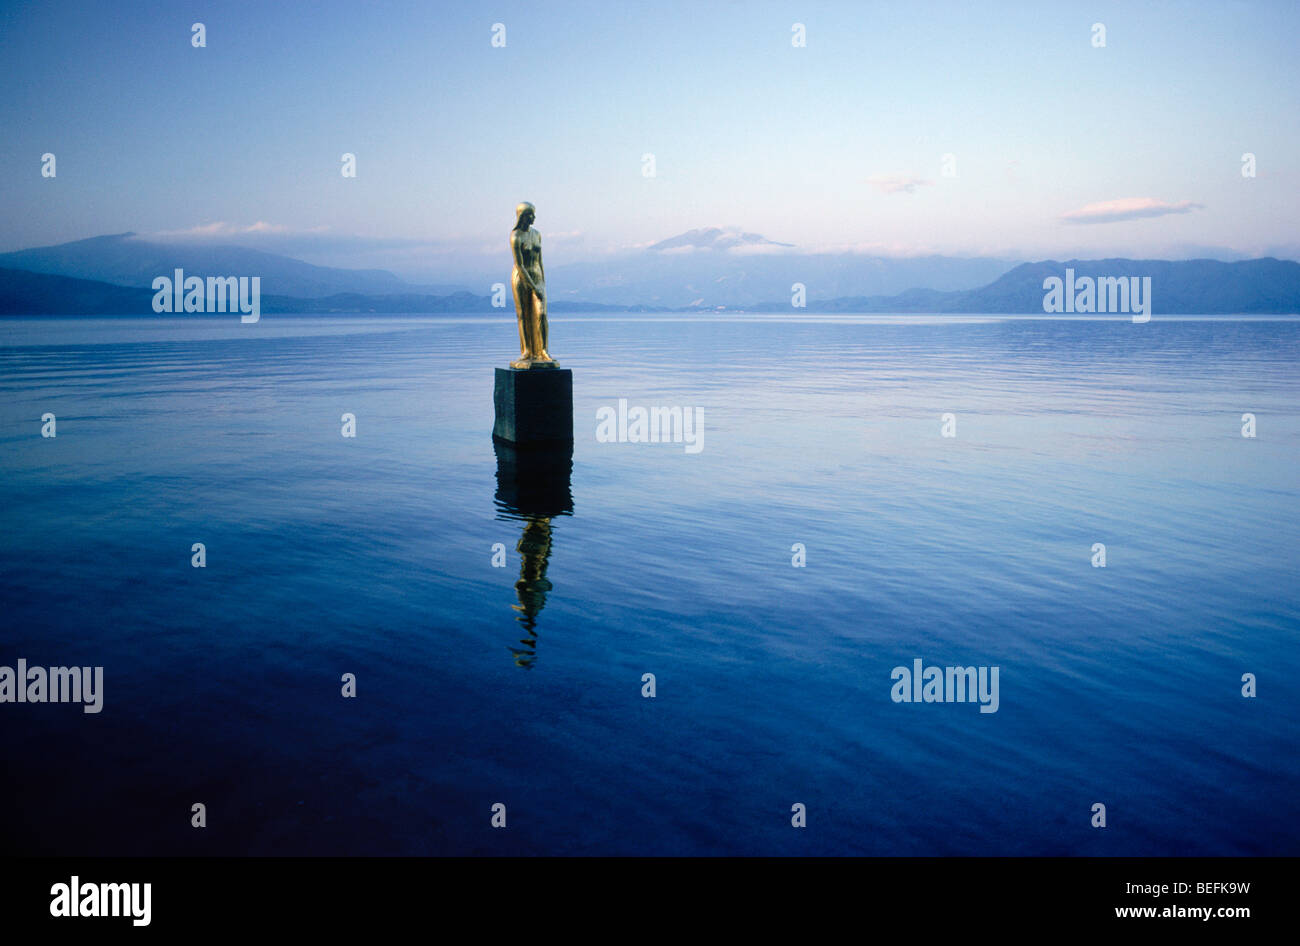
[534,237,544,298]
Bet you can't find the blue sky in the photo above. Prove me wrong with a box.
[1,0,1296,276]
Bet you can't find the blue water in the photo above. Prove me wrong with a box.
[1,314,1297,855]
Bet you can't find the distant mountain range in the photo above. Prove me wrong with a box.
[647,227,795,252]
[749,258,1300,314]
[4,257,1299,316]
[0,267,492,315]
[0,233,470,298]
[550,227,1016,307]
[0,230,1018,308]
[0,267,652,315]
[1,231,1297,315]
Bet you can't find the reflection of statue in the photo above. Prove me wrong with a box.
[494,440,573,668]
[509,517,554,667]
[510,202,558,369]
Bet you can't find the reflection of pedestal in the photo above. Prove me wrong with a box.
[494,440,574,518]
[493,367,573,447]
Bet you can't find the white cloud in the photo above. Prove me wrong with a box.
[1060,197,1205,224]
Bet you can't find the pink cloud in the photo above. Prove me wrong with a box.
[1061,197,1204,224]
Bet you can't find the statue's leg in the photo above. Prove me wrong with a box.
[532,295,549,357]
[525,294,544,358]
[521,297,534,358]
[512,275,531,359]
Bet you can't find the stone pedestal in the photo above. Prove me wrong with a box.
[493,367,573,446]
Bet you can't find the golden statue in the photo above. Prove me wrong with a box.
[510,201,558,369]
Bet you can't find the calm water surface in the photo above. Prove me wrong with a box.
[1,314,1297,854]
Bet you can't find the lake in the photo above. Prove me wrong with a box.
[1,314,1297,855]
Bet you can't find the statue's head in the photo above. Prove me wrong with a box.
[515,202,536,230]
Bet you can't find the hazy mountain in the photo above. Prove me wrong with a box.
[0,233,470,298]
[0,267,656,315]
[647,227,794,252]
[7,255,1297,317]
[549,228,1016,307]
[0,267,494,315]
[0,268,158,315]
[753,258,1300,314]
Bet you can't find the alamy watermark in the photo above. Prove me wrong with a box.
[1042,268,1150,322]
[50,876,150,926]
[891,658,1000,713]
[151,269,261,322]
[1,659,103,713]
[596,398,703,454]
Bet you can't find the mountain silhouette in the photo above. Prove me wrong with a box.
[0,233,467,299]
[757,258,1300,314]
[3,255,1298,316]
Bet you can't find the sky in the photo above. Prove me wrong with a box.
[1,0,1297,278]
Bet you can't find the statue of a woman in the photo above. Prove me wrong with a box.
[510,202,557,368]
